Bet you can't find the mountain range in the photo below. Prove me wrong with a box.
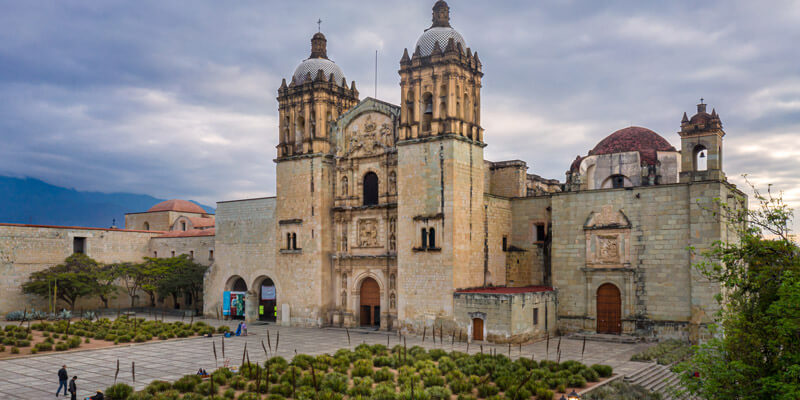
[0,176,214,229]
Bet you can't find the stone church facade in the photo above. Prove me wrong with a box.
[0,1,745,344]
[203,1,745,343]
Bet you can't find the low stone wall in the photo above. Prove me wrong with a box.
[454,288,557,343]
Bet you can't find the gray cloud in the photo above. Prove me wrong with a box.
[1,0,798,227]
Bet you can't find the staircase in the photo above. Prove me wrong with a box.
[625,363,695,400]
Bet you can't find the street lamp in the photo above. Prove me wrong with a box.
[567,390,581,400]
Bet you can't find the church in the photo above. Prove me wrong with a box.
[0,1,745,344]
[202,1,745,343]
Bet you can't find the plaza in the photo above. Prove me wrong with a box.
[0,320,652,400]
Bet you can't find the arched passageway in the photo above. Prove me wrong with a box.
[359,278,380,327]
[225,276,247,320]
[258,277,277,322]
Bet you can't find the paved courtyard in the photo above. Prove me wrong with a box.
[0,320,653,399]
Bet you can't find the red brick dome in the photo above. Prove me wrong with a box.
[588,126,676,166]
[147,199,205,214]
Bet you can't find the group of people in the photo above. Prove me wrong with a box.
[56,365,104,400]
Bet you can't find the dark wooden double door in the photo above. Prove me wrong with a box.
[596,283,622,334]
[360,278,380,327]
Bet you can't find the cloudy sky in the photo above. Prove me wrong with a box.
[1,1,799,217]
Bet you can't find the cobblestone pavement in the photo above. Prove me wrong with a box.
[0,320,653,399]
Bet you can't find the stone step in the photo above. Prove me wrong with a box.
[624,362,660,382]
[567,332,644,344]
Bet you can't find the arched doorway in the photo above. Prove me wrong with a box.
[359,278,380,327]
[258,277,277,322]
[225,277,247,320]
[597,283,621,334]
[472,318,484,341]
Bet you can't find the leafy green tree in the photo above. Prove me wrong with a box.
[155,255,209,312]
[94,263,121,308]
[116,259,168,307]
[22,253,99,310]
[676,184,800,399]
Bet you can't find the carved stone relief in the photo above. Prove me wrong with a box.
[596,235,620,263]
[358,218,380,247]
[340,113,394,158]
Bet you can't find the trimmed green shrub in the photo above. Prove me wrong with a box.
[372,383,397,400]
[55,342,69,351]
[195,381,217,396]
[172,375,201,393]
[15,339,30,347]
[448,378,471,394]
[425,386,451,400]
[105,383,134,400]
[352,358,374,378]
[238,392,259,400]
[229,376,247,390]
[590,364,613,378]
[347,377,373,397]
[145,380,172,394]
[266,395,285,400]
[127,392,155,400]
[153,390,180,400]
[321,372,349,393]
[374,367,395,383]
[9,346,18,354]
[476,384,499,398]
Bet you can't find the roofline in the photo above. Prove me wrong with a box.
[217,196,276,204]
[124,210,212,216]
[0,223,164,234]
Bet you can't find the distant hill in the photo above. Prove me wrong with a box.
[0,176,214,229]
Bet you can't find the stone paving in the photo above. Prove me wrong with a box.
[0,320,653,400]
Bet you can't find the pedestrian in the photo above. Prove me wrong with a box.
[68,376,77,400]
[88,390,104,400]
[56,364,68,397]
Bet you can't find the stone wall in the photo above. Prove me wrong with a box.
[204,197,275,321]
[484,160,526,198]
[0,224,157,313]
[485,195,512,286]
[550,181,744,338]
[510,196,551,285]
[454,289,557,343]
[149,235,215,264]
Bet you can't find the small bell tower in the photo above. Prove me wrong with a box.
[679,100,726,183]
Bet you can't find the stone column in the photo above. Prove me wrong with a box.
[245,290,258,323]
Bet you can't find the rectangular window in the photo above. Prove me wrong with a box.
[209,250,214,260]
[73,237,86,254]
[171,250,175,257]
[534,223,546,242]
[189,250,194,259]
[502,236,508,251]
[533,307,539,325]
[154,251,158,258]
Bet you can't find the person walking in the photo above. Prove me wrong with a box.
[68,376,77,400]
[56,365,68,397]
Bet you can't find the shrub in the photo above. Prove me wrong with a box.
[222,388,235,399]
[266,395,285,400]
[35,342,53,351]
[292,353,315,369]
[146,380,172,394]
[195,381,217,396]
[271,383,293,397]
[118,334,132,343]
[374,355,395,368]
[567,374,587,388]
[590,364,613,378]
[425,386,451,400]
[0,345,4,352]
[15,339,30,347]
[10,346,19,354]
[68,336,82,348]
[580,367,599,382]
[372,383,397,400]
[456,395,476,400]
[127,391,154,400]
[55,342,69,351]
[106,383,134,400]
[321,372,349,393]
[348,377,373,397]
[374,367,395,383]
[105,334,117,341]
[534,388,554,400]
[476,384,499,398]
[229,376,247,390]
[134,334,147,343]
[85,338,91,343]
[352,358,374,378]
[153,390,180,400]
[448,378,471,394]
[172,375,201,393]
[238,393,259,400]
[423,374,445,388]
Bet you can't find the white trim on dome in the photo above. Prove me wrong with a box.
[415,27,466,57]
[293,58,346,86]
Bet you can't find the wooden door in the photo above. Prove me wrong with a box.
[472,318,484,341]
[597,283,621,334]
[360,278,380,326]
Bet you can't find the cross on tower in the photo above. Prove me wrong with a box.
[317,18,322,32]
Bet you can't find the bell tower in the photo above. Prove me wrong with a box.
[396,1,487,333]
[678,100,726,183]
[398,0,483,142]
[276,32,359,159]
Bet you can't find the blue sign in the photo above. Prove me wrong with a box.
[261,286,276,300]
[222,291,231,315]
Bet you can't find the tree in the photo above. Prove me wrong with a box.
[155,255,209,312]
[22,253,98,311]
[94,264,121,308]
[116,259,167,308]
[676,183,800,400]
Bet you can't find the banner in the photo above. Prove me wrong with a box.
[261,286,276,300]
[222,291,231,316]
